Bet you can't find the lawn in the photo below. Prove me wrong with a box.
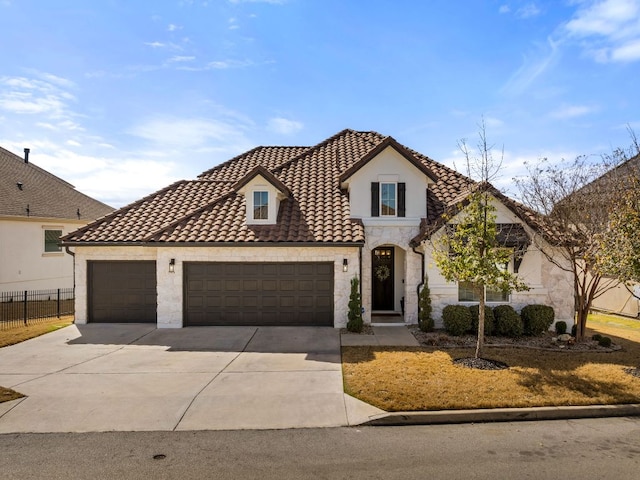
[342,313,640,411]
[0,316,74,403]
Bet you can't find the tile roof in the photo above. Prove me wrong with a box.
[62,129,556,245]
[0,146,114,221]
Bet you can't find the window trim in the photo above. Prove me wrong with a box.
[252,190,269,221]
[43,228,63,253]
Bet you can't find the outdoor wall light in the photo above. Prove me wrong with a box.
[169,258,175,273]
[343,258,348,272]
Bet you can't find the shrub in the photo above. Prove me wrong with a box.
[346,276,363,333]
[598,336,612,348]
[493,305,523,337]
[571,324,577,337]
[442,305,472,336]
[555,321,567,335]
[521,304,555,336]
[592,333,603,342]
[469,304,495,335]
[418,278,434,332]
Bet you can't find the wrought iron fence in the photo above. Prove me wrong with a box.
[0,288,74,329]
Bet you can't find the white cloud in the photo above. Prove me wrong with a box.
[144,41,166,48]
[550,104,597,119]
[501,37,559,95]
[267,117,303,135]
[167,24,182,31]
[228,0,286,4]
[167,55,196,63]
[516,3,541,18]
[499,5,511,14]
[563,0,640,63]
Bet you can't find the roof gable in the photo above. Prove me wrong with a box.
[339,136,438,185]
[232,165,291,198]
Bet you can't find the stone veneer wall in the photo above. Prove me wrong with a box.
[73,245,360,328]
[361,225,422,325]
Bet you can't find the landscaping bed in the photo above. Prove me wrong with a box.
[342,315,640,412]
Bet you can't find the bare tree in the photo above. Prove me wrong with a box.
[515,135,640,341]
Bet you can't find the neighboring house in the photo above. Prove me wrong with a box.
[0,146,114,291]
[62,129,574,328]
[585,153,640,318]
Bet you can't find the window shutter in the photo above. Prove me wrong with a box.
[371,182,380,217]
[398,182,406,217]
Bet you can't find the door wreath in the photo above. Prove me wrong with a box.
[375,265,391,282]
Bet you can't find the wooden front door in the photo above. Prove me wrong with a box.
[372,247,394,311]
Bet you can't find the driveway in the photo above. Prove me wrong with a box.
[0,324,382,433]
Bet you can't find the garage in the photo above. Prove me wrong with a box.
[184,262,334,326]
[88,261,157,323]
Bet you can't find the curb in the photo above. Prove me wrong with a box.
[360,404,640,426]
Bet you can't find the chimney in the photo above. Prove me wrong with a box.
[24,148,30,164]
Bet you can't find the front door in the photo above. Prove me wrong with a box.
[372,247,394,311]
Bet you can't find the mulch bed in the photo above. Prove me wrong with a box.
[340,324,375,335]
[624,367,640,378]
[453,357,509,370]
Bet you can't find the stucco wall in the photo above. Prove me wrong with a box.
[345,146,431,220]
[0,217,84,291]
[73,245,360,328]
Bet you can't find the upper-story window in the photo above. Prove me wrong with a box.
[371,182,405,217]
[253,191,269,220]
[44,229,62,252]
[380,183,396,216]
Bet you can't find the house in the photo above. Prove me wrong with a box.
[62,129,574,327]
[0,146,114,292]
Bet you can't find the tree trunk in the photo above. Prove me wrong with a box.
[476,292,485,359]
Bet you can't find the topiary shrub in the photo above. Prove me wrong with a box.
[493,305,523,337]
[418,278,434,332]
[571,323,578,337]
[346,276,363,333]
[598,336,612,347]
[442,305,472,336]
[592,333,603,342]
[521,304,555,336]
[469,304,495,335]
[555,321,567,335]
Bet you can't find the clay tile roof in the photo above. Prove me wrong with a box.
[0,146,113,221]
[62,128,557,246]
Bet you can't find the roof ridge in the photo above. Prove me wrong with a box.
[61,179,189,241]
[268,128,385,176]
[143,189,238,242]
[196,145,311,179]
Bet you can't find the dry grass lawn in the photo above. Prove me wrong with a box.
[342,314,640,411]
[0,316,74,403]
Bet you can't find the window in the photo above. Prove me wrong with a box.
[458,281,510,303]
[380,183,396,216]
[44,229,62,252]
[253,191,269,220]
[371,182,405,217]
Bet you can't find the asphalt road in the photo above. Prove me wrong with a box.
[1,417,639,479]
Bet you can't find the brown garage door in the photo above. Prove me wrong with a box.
[184,262,334,326]
[88,261,157,323]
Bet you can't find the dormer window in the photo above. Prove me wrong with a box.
[253,191,269,220]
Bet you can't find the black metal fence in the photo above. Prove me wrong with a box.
[0,288,74,330]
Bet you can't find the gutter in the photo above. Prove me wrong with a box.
[60,241,366,248]
[412,245,425,318]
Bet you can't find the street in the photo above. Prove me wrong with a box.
[1,417,639,479]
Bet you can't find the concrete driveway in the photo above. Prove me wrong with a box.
[0,324,382,433]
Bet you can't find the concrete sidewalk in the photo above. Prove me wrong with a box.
[0,325,383,433]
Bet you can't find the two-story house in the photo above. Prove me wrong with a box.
[0,146,113,292]
[62,129,574,327]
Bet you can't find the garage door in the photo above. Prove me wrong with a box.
[184,262,334,326]
[88,261,157,323]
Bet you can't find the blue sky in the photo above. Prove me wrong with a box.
[1,0,639,207]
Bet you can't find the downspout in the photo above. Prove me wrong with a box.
[358,244,363,317]
[64,246,76,322]
[412,245,425,319]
